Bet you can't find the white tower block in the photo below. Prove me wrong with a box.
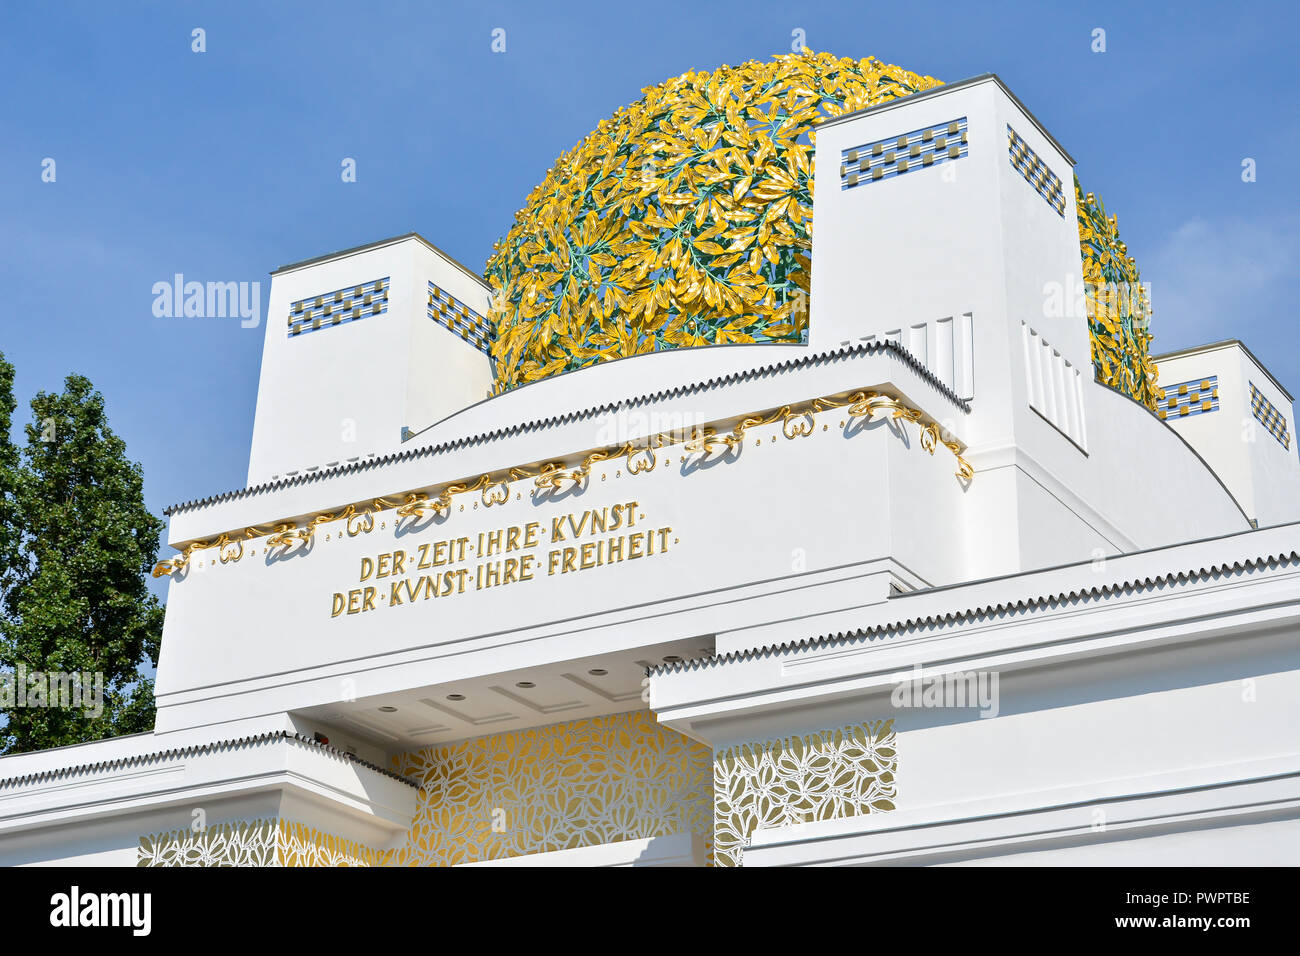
[809,75,1248,573]
[1154,340,1300,528]
[811,74,1087,450]
[246,233,495,486]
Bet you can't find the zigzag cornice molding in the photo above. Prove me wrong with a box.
[152,381,973,578]
[0,730,421,790]
[164,339,970,518]
[646,542,1300,678]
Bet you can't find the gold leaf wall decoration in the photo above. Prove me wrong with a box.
[388,711,713,866]
[1077,181,1161,408]
[136,717,895,868]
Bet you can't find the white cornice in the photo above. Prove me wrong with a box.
[745,753,1300,865]
[649,523,1300,737]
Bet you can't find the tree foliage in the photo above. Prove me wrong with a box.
[0,352,163,753]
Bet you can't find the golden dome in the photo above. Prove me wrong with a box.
[484,51,941,391]
[484,50,1160,409]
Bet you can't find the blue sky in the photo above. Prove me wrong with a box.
[2,0,1297,595]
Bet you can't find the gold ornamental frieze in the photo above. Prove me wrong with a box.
[152,387,971,579]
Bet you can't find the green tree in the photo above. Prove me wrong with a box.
[0,356,163,753]
[0,355,20,595]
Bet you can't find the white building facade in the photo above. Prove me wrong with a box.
[2,71,1298,867]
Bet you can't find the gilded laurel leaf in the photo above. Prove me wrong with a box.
[1075,180,1160,409]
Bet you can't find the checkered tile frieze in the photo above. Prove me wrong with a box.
[1157,375,1220,420]
[1007,125,1065,217]
[1250,381,1291,449]
[840,117,968,190]
[289,277,389,336]
[428,281,494,355]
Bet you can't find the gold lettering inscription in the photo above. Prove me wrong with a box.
[329,502,670,616]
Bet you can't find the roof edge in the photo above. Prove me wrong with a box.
[271,231,490,294]
[1153,339,1295,404]
[816,73,1076,166]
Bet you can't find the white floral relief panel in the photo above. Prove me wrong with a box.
[714,718,897,867]
[138,819,378,866]
[137,820,279,867]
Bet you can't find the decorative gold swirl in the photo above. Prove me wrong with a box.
[217,533,244,564]
[534,462,586,493]
[817,390,973,480]
[684,426,739,456]
[343,505,373,537]
[780,406,816,440]
[396,492,433,520]
[626,441,659,474]
[484,471,527,506]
